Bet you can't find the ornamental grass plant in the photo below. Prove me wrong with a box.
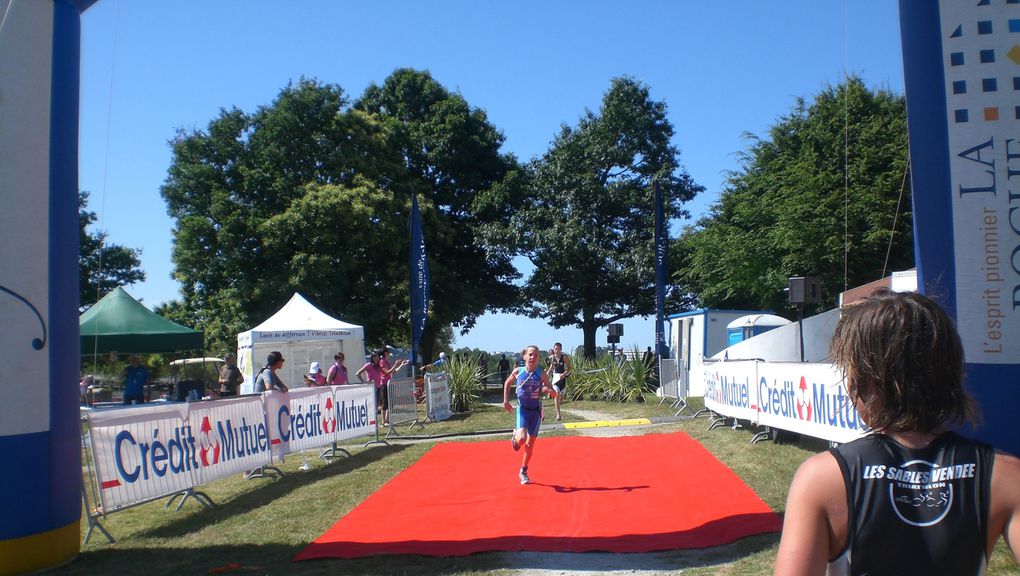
[444,353,483,412]
[566,350,646,403]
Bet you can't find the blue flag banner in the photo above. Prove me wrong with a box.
[654,181,669,359]
[410,193,430,366]
[899,1,1020,455]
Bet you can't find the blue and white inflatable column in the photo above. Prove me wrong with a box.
[0,0,94,572]
[899,1,1020,456]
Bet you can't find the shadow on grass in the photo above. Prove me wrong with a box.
[65,532,781,576]
[137,443,411,541]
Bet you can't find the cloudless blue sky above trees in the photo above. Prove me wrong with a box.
[79,0,905,354]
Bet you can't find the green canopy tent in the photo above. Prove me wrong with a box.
[79,287,203,355]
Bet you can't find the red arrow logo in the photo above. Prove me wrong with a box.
[796,376,813,421]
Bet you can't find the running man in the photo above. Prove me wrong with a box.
[503,345,558,485]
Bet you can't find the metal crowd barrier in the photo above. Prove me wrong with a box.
[658,358,689,416]
[384,377,424,437]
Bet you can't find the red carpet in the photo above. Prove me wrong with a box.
[294,432,781,560]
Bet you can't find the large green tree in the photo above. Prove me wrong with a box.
[78,191,145,311]
[678,76,912,314]
[161,72,520,359]
[481,77,703,358]
[354,68,520,361]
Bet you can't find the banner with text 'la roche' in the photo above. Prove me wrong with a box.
[900,1,1020,455]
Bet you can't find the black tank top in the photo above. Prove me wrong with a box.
[828,432,994,575]
[550,353,567,374]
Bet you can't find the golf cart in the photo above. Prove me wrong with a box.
[168,357,224,401]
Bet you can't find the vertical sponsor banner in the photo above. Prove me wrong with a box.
[333,384,376,442]
[0,1,90,571]
[87,404,196,512]
[409,192,429,368]
[654,181,669,359]
[188,397,272,483]
[426,372,452,421]
[900,1,1020,455]
[756,363,867,444]
[703,361,760,424]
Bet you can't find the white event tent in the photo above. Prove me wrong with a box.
[237,293,366,393]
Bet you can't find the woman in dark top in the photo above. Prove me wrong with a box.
[253,351,288,393]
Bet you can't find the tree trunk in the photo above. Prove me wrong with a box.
[581,311,598,360]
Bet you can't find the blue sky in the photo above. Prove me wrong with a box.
[79,0,905,354]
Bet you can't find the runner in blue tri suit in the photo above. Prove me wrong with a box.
[503,344,557,485]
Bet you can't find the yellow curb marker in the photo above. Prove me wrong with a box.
[563,418,652,429]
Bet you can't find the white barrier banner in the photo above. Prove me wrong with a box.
[703,361,760,424]
[264,386,377,457]
[263,388,335,458]
[755,362,868,444]
[88,403,196,512]
[188,396,272,483]
[261,390,291,459]
[88,388,380,514]
[332,384,376,442]
[426,372,452,421]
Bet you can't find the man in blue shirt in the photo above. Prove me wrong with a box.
[122,354,148,405]
[431,352,447,370]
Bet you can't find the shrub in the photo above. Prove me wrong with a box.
[566,349,646,403]
[445,353,483,412]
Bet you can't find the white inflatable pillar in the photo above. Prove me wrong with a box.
[0,0,95,572]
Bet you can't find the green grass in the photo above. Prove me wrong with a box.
[68,394,1020,575]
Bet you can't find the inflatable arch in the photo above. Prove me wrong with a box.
[1,2,1018,575]
[0,0,95,573]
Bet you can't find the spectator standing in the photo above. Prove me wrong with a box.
[497,354,511,385]
[80,372,94,406]
[641,346,655,381]
[380,347,407,387]
[326,352,348,385]
[218,352,244,397]
[303,361,326,386]
[432,352,448,371]
[357,351,405,425]
[122,355,148,405]
[253,351,288,393]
